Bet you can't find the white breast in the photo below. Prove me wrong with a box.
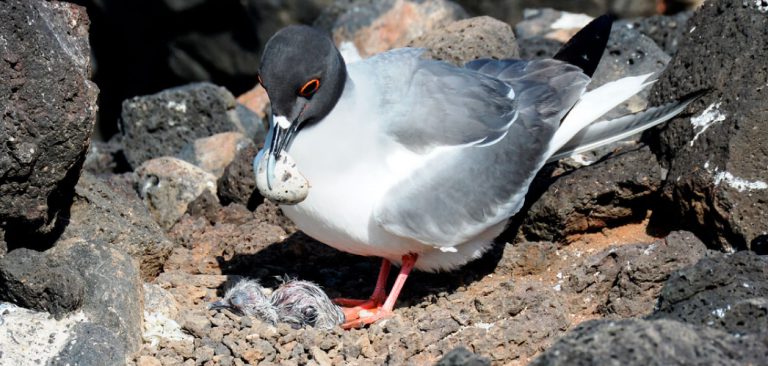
[279,68,427,257]
[279,64,500,271]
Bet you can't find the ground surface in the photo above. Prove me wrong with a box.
[132,202,674,365]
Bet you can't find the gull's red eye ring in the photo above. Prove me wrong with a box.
[298,78,320,97]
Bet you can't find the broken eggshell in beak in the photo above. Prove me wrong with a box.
[254,148,310,205]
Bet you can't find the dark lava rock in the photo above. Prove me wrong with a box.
[82,137,130,175]
[719,297,768,336]
[456,1,609,26]
[513,8,572,40]
[0,248,85,318]
[120,82,263,169]
[73,0,300,137]
[616,11,693,56]
[0,229,6,258]
[514,9,581,60]
[251,0,334,48]
[530,318,768,366]
[522,146,663,242]
[517,36,564,60]
[49,238,143,354]
[435,347,490,366]
[186,189,224,224]
[407,16,519,66]
[647,0,768,252]
[566,231,709,318]
[50,323,125,366]
[217,144,262,210]
[651,251,768,333]
[0,0,98,234]
[59,172,175,280]
[501,3,664,27]
[591,24,671,119]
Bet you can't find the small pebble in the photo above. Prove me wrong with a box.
[310,346,333,366]
[136,355,162,366]
[240,316,253,328]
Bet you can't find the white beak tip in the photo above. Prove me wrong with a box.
[274,115,291,129]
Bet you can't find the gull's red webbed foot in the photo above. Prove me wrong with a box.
[333,259,390,309]
[338,253,418,329]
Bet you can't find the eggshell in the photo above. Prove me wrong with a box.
[255,150,309,204]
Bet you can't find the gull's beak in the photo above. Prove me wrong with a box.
[263,114,300,189]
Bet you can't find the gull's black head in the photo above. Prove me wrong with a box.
[257,25,347,189]
[259,25,346,128]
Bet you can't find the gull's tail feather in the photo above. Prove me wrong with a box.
[545,72,655,158]
[548,90,704,162]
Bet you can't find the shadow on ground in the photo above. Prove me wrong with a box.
[215,231,507,305]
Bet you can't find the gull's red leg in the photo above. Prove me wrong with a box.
[342,253,418,329]
[334,258,391,309]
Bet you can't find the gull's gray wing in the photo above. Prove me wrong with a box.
[373,58,590,247]
[370,49,517,153]
[464,58,531,80]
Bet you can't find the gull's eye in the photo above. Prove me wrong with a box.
[298,78,320,97]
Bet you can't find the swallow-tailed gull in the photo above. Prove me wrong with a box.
[254,16,699,328]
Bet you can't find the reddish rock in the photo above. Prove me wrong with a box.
[237,85,270,119]
[326,0,467,58]
[178,132,255,178]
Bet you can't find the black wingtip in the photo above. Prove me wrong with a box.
[680,88,708,102]
[553,13,615,77]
